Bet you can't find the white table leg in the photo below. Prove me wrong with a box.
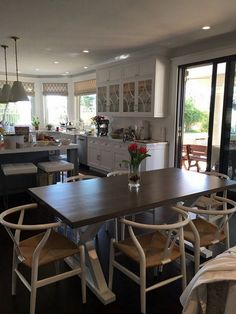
[65,222,116,305]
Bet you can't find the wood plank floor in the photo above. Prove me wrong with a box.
[0,186,235,314]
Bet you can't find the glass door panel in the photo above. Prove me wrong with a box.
[97,86,107,112]
[138,79,152,112]
[211,63,226,171]
[228,63,236,179]
[123,82,135,112]
[109,84,119,112]
[182,64,212,171]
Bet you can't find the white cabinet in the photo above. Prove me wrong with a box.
[96,57,169,117]
[113,142,129,170]
[88,137,113,171]
[87,138,100,168]
[88,137,168,173]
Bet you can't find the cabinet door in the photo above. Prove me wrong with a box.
[123,63,139,79]
[113,151,129,170]
[123,81,135,112]
[97,69,109,84]
[100,149,113,171]
[108,84,120,112]
[137,79,152,113]
[88,139,100,168]
[109,67,122,81]
[113,142,129,170]
[97,86,108,112]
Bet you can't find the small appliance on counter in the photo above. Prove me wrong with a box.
[134,120,150,140]
[97,119,109,136]
[4,134,25,149]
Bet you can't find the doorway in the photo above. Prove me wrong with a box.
[176,58,232,175]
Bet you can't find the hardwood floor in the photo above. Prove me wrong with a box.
[0,185,235,314]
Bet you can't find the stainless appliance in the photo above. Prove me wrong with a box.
[77,135,87,165]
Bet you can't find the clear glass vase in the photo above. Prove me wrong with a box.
[128,163,141,188]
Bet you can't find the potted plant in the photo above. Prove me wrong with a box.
[31,116,40,130]
[46,123,53,131]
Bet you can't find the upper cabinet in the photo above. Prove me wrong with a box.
[96,57,169,117]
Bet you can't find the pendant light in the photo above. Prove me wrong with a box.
[10,36,29,102]
[0,45,11,103]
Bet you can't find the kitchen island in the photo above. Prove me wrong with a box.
[0,143,78,196]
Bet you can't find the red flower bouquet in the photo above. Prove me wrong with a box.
[123,143,150,187]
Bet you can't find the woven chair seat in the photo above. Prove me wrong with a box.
[194,196,223,209]
[114,231,181,268]
[183,218,226,247]
[20,230,80,267]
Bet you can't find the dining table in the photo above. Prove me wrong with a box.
[28,168,236,305]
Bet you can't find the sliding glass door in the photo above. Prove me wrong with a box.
[176,56,236,178]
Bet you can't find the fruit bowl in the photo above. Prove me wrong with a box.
[36,140,50,146]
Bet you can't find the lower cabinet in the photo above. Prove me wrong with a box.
[88,137,168,173]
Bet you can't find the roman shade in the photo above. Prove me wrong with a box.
[42,83,68,96]
[74,79,96,96]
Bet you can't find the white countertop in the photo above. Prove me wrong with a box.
[0,143,78,155]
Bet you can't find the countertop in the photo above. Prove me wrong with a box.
[0,143,79,155]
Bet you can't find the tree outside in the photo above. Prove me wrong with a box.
[184,98,209,132]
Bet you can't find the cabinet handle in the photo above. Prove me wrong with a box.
[97,155,100,161]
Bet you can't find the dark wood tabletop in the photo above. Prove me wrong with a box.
[28,168,236,228]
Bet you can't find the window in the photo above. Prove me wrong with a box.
[44,95,68,125]
[78,94,96,126]
[0,96,34,127]
[0,81,35,129]
[74,79,96,127]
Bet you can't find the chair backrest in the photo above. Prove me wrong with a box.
[120,206,191,265]
[178,196,236,242]
[65,173,97,182]
[205,171,230,199]
[107,170,128,177]
[0,203,61,262]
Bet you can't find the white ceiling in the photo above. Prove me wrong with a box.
[0,0,236,77]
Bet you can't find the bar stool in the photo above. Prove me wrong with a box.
[37,160,74,185]
[1,163,38,208]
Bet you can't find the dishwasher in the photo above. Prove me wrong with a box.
[77,135,88,165]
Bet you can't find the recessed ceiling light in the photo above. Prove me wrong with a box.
[83,50,89,53]
[202,25,211,30]
[35,68,39,71]
[84,66,88,69]
[65,71,69,74]
[54,61,59,64]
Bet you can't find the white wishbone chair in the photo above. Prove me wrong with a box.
[177,196,236,272]
[0,203,86,314]
[109,206,192,314]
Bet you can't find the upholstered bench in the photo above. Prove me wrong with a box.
[1,162,38,208]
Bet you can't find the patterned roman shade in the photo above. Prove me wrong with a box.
[0,80,35,96]
[74,79,96,96]
[42,83,68,96]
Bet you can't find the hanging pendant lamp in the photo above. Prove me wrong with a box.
[10,36,29,102]
[0,45,11,103]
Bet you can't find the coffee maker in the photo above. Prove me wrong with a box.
[97,119,109,136]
